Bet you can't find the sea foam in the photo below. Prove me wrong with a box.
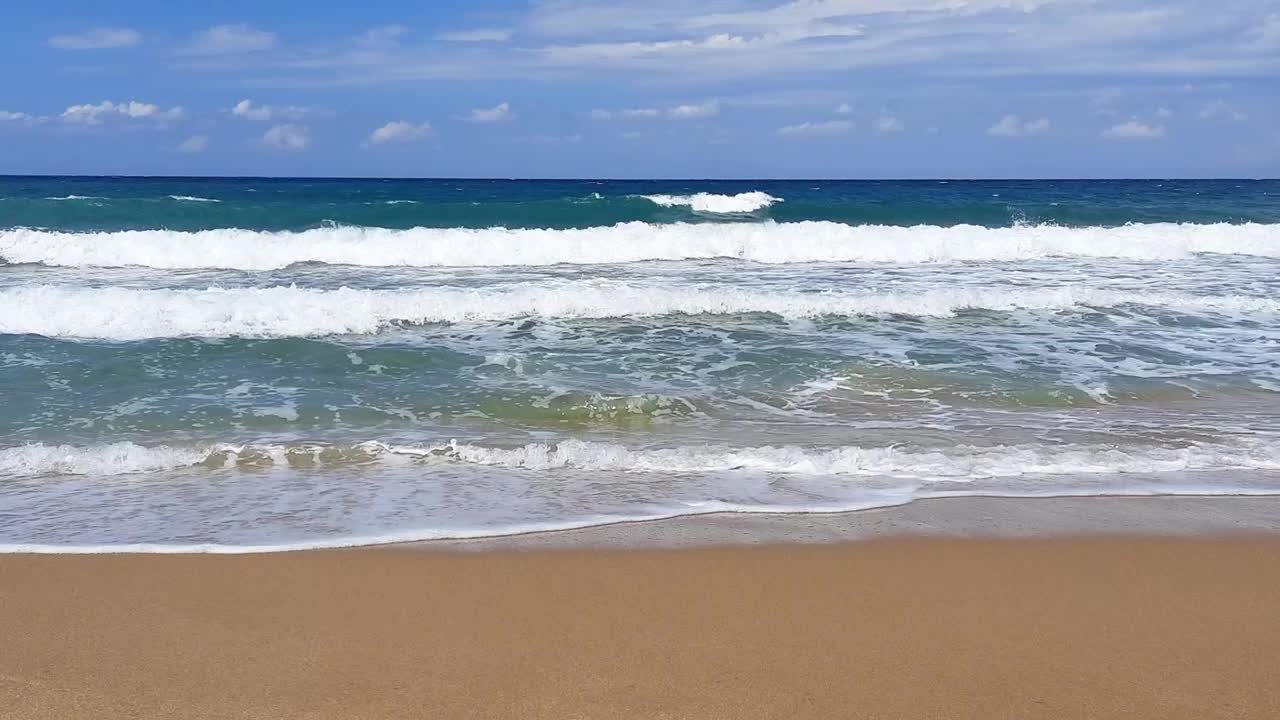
[4,221,1280,270]
[642,191,781,213]
[2,283,1276,340]
[5,438,1280,478]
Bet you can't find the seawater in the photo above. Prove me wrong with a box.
[2,177,1279,551]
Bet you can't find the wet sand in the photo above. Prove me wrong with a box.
[4,535,1280,719]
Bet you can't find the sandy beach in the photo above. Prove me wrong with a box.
[5,513,1280,719]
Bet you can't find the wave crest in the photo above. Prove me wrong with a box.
[5,221,1279,270]
[5,438,1280,478]
[642,191,781,213]
[2,283,1275,339]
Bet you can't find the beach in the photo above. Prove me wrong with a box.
[5,497,1280,719]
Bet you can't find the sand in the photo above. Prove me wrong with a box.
[4,535,1280,719]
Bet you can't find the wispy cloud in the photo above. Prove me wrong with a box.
[776,120,853,137]
[668,100,719,119]
[439,28,513,43]
[48,28,142,50]
[589,108,661,120]
[355,25,410,48]
[368,121,433,145]
[987,114,1051,137]
[177,135,209,154]
[61,101,183,125]
[186,24,277,56]
[262,123,309,150]
[876,115,904,133]
[230,99,310,121]
[1102,119,1165,139]
[1198,99,1248,121]
[467,102,513,123]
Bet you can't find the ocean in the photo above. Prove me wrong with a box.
[2,176,1279,552]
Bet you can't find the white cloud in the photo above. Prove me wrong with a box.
[177,135,210,153]
[1155,106,1174,118]
[61,100,183,125]
[776,119,854,137]
[1102,119,1165,139]
[355,25,409,47]
[877,115,904,133]
[522,133,584,145]
[1198,99,1247,121]
[188,24,277,55]
[668,100,719,119]
[231,99,309,122]
[0,111,30,122]
[467,102,513,123]
[439,28,513,42]
[589,107,661,120]
[48,28,142,50]
[368,121,433,145]
[835,103,853,115]
[262,124,310,151]
[987,114,1050,137]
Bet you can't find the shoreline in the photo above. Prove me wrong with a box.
[6,493,1280,554]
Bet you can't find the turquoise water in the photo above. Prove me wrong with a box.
[2,178,1279,551]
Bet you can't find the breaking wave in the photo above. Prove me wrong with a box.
[3,283,1276,339]
[4,221,1280,270]
[641,191,781,213]
[5,438,1280,478]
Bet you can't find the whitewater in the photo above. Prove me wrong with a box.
[3,221,1280,270]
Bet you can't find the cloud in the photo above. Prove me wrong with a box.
[1198,99,1248,121]
[439,28,513,42]
[187,24,277,55]
[521,133,584,145]
[775,120,854,137]
[368,121,433,145]
[1101,119,1165,139]
[877,115,904,133]
[668,100,719,119]
[987,114,1051,137]
[355,25,410,47]
[835,103,853,115]
[230,99,310,121]
[0,111,31,122]
[1155,106,1174,118]
[177,135,210,154]
[262,124,310,151]
[467,102,513,123]
[61,101,183,125]
[48,28,142,50]
[589,108,661,120]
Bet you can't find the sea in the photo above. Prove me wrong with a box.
[2,176,1279,552]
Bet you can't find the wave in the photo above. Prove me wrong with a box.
[3,284,1275,339]
[641,191,781,213]
[43,195,104,201]
[5,221,1279,270]
[168,195,221,203]
[5,438,1280,478]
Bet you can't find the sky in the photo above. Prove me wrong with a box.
[1,0,1278,178]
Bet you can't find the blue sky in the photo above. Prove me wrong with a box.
[1,0,1278,177]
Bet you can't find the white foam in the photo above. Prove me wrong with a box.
[167,195,221,203]
[6,221,1277,270]
[2,283,1274,340]
[42,195,104,201]
[5,438,1280,479]
[642,191,781,213]
[429,439,1280,477]
[0,442,208,476]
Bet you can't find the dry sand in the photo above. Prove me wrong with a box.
[4,536,1280,719]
